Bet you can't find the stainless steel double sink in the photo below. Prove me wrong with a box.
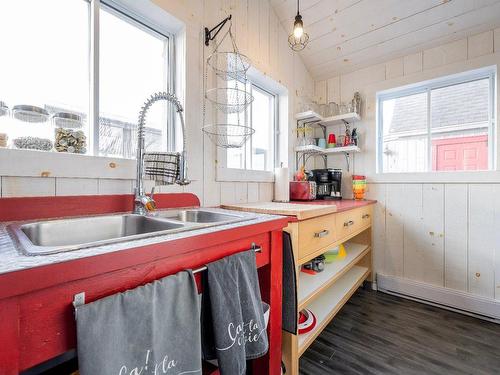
[8,209,254,256]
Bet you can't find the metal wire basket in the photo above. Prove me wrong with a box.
[52,112,83,128]
[205,87,253,114]
[202,124,255,148]
[12,105,50,123]
[207,51,251,81]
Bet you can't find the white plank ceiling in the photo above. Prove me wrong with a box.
[270,0,500,79]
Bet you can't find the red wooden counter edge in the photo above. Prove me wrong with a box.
[0,193,201,222]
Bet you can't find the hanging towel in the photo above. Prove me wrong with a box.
[201,250,268,375]
[144,151,180,185]
[282,232,298,334]
[76,270,202,375]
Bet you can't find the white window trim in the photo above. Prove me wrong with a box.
[0,0,185,180]
[376,66,497,174]
[216,67,287,183]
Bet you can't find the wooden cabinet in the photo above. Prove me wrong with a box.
[283,204,374,375]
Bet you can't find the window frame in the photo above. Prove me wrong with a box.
[91,0,176,156]
[216,77,280,183]
[376,66,496,174]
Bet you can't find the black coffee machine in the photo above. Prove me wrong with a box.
[309,169,342,200]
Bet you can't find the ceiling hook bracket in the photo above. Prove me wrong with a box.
[204,14,232,46]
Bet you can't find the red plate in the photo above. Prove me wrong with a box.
[298,308,317,334]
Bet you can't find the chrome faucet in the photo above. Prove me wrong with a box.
[134,92,190,215]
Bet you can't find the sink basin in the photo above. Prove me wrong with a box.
[8,209,256,256]
[156,209,244,223]
[9,214,188,256]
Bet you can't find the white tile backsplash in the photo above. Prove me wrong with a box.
[56,178,98,196]
[1,176,56,197]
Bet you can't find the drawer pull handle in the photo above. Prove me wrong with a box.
[314,230,329,238]
[344,220,354,227]
[362,214,370,219]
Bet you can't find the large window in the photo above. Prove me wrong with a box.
[377,68,495,173]
[226,82,277,173]
[0,0,172,159]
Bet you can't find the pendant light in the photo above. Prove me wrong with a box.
[288,0,309,51]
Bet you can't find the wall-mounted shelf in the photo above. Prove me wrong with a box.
[295,111,361,126]
[294,110,361,171]
[295,145,361,155]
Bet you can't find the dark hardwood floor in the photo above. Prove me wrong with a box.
[300,288,500,375]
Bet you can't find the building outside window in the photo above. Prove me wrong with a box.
[377,68,496,173]
[0,0,173,159]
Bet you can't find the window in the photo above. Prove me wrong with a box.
[0,0,173,159]
[226,82,277,173]
[377,68,495,173]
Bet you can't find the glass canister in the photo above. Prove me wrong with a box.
[352,175,366,200]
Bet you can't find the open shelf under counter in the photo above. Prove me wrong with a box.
[298,265,370,356]
[298,242,371,310]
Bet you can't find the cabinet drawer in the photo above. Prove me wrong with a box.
[359,205,373,228]
[297,214,336,259]
[335,206,373,240]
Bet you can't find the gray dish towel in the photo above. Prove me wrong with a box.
[201,250,269,375]
[76,270,202,375]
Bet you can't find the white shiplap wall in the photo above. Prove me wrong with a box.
[0,0,314,205]
[317,29,500,301]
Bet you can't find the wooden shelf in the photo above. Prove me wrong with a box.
[298,265,370,356]
[322,112,360,126]
[298,242,371,310]
[295,110,322,122]
[295,111,361,125]
[294,145,361,154]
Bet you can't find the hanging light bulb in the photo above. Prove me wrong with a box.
[288,0,309,51]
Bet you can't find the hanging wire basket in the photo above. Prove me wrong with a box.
[12,105,50,123]
[202,124,255,148]
[205,87,253,114]
[207,51,251,81]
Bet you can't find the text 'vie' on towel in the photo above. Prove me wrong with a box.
[201,249,269,375]
[76,270,202,375]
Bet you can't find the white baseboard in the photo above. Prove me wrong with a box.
[377,274,500,321]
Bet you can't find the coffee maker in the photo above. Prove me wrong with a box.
[309,168,342,200]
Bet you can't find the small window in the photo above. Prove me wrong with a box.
[226,82,277,172]
[377,68,495,173]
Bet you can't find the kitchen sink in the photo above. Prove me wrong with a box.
[155,209,244,223]
[8,209,255,256]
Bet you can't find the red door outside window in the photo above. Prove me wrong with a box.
[432,135,488,171]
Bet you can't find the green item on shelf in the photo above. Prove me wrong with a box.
[324,244,346,262]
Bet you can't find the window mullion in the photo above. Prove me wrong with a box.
[90,0,100,156]
[427,88,432,172]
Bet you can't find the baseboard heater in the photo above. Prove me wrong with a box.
[377,274,500,322]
